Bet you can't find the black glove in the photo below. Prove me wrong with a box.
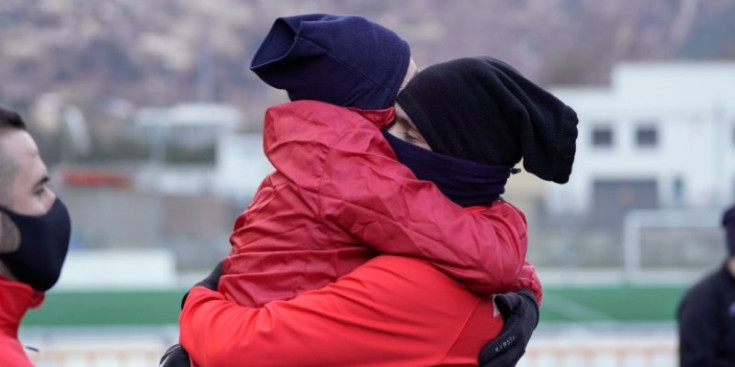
[478,289,539,367]
[196,261,224,291]
[159,344,190,367]
[181,261,224,309]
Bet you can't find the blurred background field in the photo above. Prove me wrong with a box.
[3,0,735,365]
[21,277,688,366]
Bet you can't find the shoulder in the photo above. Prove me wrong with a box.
[266,101,362,123]
[266,101,394,130]
[0,335,33,367]
[681,269,726,310]
[481,200,528,224]
[686,271,720,297]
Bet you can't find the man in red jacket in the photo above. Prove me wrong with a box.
[0,107,72,366]
[224,12,541,313]
[173,55,578,367]
[165,14,564,367]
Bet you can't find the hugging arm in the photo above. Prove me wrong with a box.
[179,256,502,367]
[264,101,528,295]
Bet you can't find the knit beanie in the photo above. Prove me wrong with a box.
[250,13,410,110]
[395,56,579,184]
[723,205,735,257]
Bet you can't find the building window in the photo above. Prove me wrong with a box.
[635,125,658,148]
[591,126,613,148]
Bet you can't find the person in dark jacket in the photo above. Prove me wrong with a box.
[678,204,735,366]
[0,107,72,366]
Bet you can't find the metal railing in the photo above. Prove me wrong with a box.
[29,343,678,367]
[31,347,165,367]
[520,343,676,367]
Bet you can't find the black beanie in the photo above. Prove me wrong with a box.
[250,13,410,110]
[396,56,579,184]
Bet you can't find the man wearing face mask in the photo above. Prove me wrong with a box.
[0,107,72,366]
[167,14,546,367]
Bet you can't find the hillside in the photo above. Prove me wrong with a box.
[1,0,733,130]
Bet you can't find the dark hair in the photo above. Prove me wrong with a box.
[0,107,27,131]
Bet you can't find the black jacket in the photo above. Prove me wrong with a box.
[678,262,735,367]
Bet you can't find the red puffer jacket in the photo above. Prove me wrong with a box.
[182,255,505,367]
[220,100,540,307]
[0,278,43,367]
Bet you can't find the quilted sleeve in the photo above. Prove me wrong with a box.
[264,101,528,294]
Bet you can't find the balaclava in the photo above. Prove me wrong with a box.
[395,56,579,184]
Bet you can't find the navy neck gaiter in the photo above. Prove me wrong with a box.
[0,199,71,291]
[384,132,513,207]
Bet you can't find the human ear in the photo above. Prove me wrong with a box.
[0,213,20,254]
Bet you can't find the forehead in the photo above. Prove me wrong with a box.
[0,130,44,184]
[399,58,419,91]
[0,129,39,163]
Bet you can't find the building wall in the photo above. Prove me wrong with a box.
[547,62,735,222]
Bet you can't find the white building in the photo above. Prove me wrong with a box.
[547,61,735,227]
[133,103,242,149]
[214,133,274,201]
[129,102,262,197]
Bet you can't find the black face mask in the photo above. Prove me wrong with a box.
[384,132,513,207]
[0,199,71,291]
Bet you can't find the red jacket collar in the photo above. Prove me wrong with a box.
[271,100,396,131]
[0,278,44,337]
[346,106,395,130]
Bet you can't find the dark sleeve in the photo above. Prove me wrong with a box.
[678,277,721,367]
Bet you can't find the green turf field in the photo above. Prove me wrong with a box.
[539,284,687,322]
[22,284,690,326]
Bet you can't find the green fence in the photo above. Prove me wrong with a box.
[539,284,687,323]
[23,284,689,327]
